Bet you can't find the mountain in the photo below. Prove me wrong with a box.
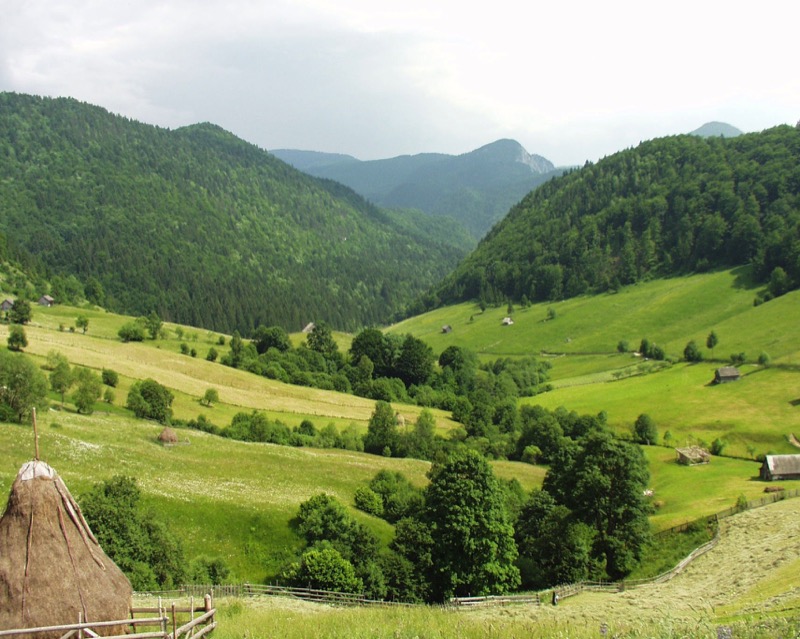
[426,127,800,311]
[272,140,564,239]
[689,121,743,138]
[268,149,359,171]
[0,93,469,333]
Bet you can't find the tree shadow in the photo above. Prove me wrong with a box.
[730,265,760,291]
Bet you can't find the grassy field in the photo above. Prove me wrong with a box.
[389,268,800,458]
[0,407,545,582]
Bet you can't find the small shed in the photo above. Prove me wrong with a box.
[301,322,316,334]
[1,299,13,312]
[502,317,514,326]
[714,367,741,384]
[38,295,55,307]
[761,455,800,481]
[676,446,710,465]
[441,325,452,334]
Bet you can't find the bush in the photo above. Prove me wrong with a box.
[102,369,119,387]
[118,322,145,342]
[282,547,362,594]
[127,379,174,423]
[354,487,384,516]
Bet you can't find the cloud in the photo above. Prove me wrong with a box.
[1,0,798,165]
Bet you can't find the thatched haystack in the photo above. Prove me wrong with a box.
[0,460,132,636]
[158,426,179,445]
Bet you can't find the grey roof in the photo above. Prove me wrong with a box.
[765,455,800,476]
[716,367,740,377]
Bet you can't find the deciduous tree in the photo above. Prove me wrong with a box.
[423,450,520,600]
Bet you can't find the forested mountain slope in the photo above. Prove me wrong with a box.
[429,126,800,309]
[273,139,563,238]
[0,93,467,333]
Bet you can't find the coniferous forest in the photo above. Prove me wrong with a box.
[0,93,468,333]
[427,125,800,311]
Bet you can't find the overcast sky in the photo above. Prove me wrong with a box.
[1,0,797,166]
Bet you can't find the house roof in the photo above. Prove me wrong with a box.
[716,367,740,378]
[764,455,800,476]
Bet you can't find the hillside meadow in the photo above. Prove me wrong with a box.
[1,268,799,589]
[390,268,800,458]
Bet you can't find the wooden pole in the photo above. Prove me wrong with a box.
[172,603,177,639]
[32,407,39,461]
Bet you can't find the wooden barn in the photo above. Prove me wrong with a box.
[676,446,710,465]
[714,367,741,384]
[760,454,800,481]
[38,294,55,307]
[1,299,13,312]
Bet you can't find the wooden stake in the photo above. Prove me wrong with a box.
[32,407,39,461]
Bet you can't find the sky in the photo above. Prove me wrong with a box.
[1,0,797,166]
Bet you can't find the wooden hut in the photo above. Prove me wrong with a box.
[676,446,710,465]
[714,367,741,384]
[0,460,132,636]
[760,454,800,481]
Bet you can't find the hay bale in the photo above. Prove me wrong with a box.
[158,426,179,445]
[0,461,132,637]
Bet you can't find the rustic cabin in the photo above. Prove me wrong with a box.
[38,294,55,307]
[1,298,13,312]
[676,446,711,465]
[760,454,800,481]
[502,317,514,326]
[714,367,741,384]
[441,325,452,334]
[301,322,316,333]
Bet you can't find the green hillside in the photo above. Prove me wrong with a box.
[390,268,800,458]
[429,126,800,313]
[0,92,467,333]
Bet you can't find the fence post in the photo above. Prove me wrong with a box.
[172,603,177,639]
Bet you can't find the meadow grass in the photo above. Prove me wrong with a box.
[0,408,545,582]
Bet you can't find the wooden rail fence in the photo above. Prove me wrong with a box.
[0,595,216,639]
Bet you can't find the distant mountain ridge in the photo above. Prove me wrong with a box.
[0,92,469,333]
[689,121,743,138]
[272,140,565,238]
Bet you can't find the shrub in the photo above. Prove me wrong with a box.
[102,369,119,387]
[118,322,145,342]
[127,379,174,423]
[354,487,384,516]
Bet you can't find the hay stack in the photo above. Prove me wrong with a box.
[0,461,132,636]
[158,426,178,445]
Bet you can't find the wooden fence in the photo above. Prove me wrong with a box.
[0,595,215,639]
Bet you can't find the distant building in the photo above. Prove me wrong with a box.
[301,322,315,334]
[502,317,514,326]
[676,446,710,465]
[38,295,55,307]
[1,299,13,312]
[760,455,800,481]
[441,325,452,334]
[714,367,741,384]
